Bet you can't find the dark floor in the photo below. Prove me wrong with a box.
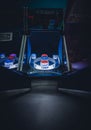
[0,87,91,130]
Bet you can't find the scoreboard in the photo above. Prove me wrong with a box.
[26,8,64,30]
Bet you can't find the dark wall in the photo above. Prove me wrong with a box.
[0,32,22,56]
[65,0,91,62]
[0,0,26,31]
[0,1,24,55]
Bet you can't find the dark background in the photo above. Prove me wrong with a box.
[0,0,91,61]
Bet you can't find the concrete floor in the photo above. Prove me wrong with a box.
[0,88,91,130]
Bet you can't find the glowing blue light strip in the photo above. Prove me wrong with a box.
[58,36,62,63]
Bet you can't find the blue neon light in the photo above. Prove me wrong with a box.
[58,36,62,63]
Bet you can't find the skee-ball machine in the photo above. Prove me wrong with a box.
[17,0,71,77]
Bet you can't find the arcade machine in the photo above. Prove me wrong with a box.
[17,0,71,78]
[0,32,20,69]
[0,0,72,91]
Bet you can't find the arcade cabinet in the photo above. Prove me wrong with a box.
[17,0,71,77]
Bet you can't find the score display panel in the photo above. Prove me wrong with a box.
[27,8,64,30]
